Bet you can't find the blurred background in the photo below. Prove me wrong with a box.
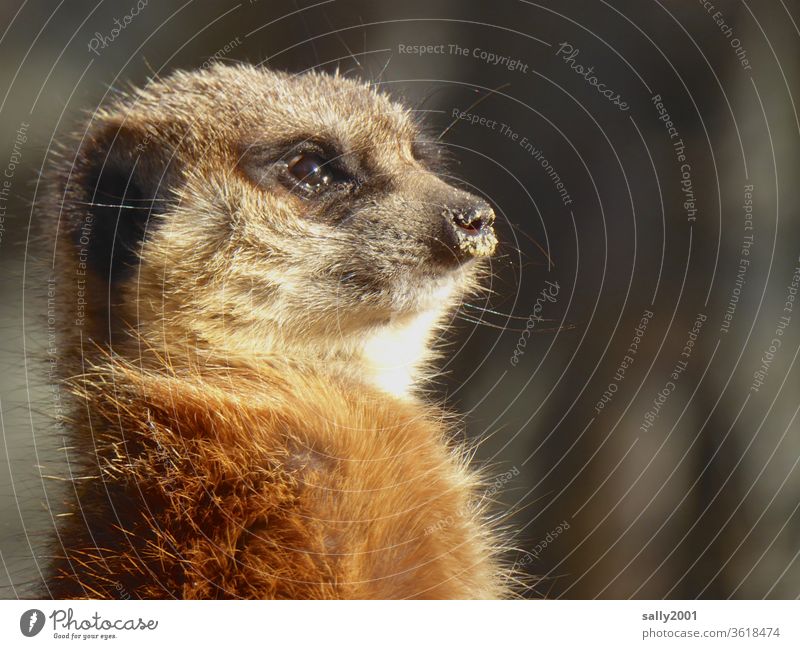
[1,0,799,598]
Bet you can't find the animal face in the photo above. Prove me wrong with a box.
[60,64,496,355]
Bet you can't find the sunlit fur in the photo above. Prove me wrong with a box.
[43,64,512,599]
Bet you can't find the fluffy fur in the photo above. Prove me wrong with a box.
[43,64,511,598]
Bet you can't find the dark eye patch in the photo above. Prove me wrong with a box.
[238,139,356,197]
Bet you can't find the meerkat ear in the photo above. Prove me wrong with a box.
[68,119,178,284]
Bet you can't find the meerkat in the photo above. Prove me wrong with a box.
[42,63,510,599]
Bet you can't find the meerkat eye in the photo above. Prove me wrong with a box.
[287,153,334,188]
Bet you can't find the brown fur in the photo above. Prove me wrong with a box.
[43,64,511,598]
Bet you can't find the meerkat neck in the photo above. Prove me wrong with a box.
[127,307,444,400]
[357,308,443,398]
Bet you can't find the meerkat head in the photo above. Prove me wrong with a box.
[53,64,497,394]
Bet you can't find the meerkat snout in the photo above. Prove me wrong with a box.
[442,199,498,261]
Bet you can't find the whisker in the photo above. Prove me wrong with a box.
[455,317,571,334]
[437,82,511,142]
[455,314,518,331]
[504,220,555,268]
[461,303,560,322]
[371,52,393,88]
[323,14,364,72]
[72,201,162,211]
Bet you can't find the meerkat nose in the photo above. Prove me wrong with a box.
[443,201,498,259]
[452,204,495,234]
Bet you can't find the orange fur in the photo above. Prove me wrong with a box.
[50,357,508,599]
